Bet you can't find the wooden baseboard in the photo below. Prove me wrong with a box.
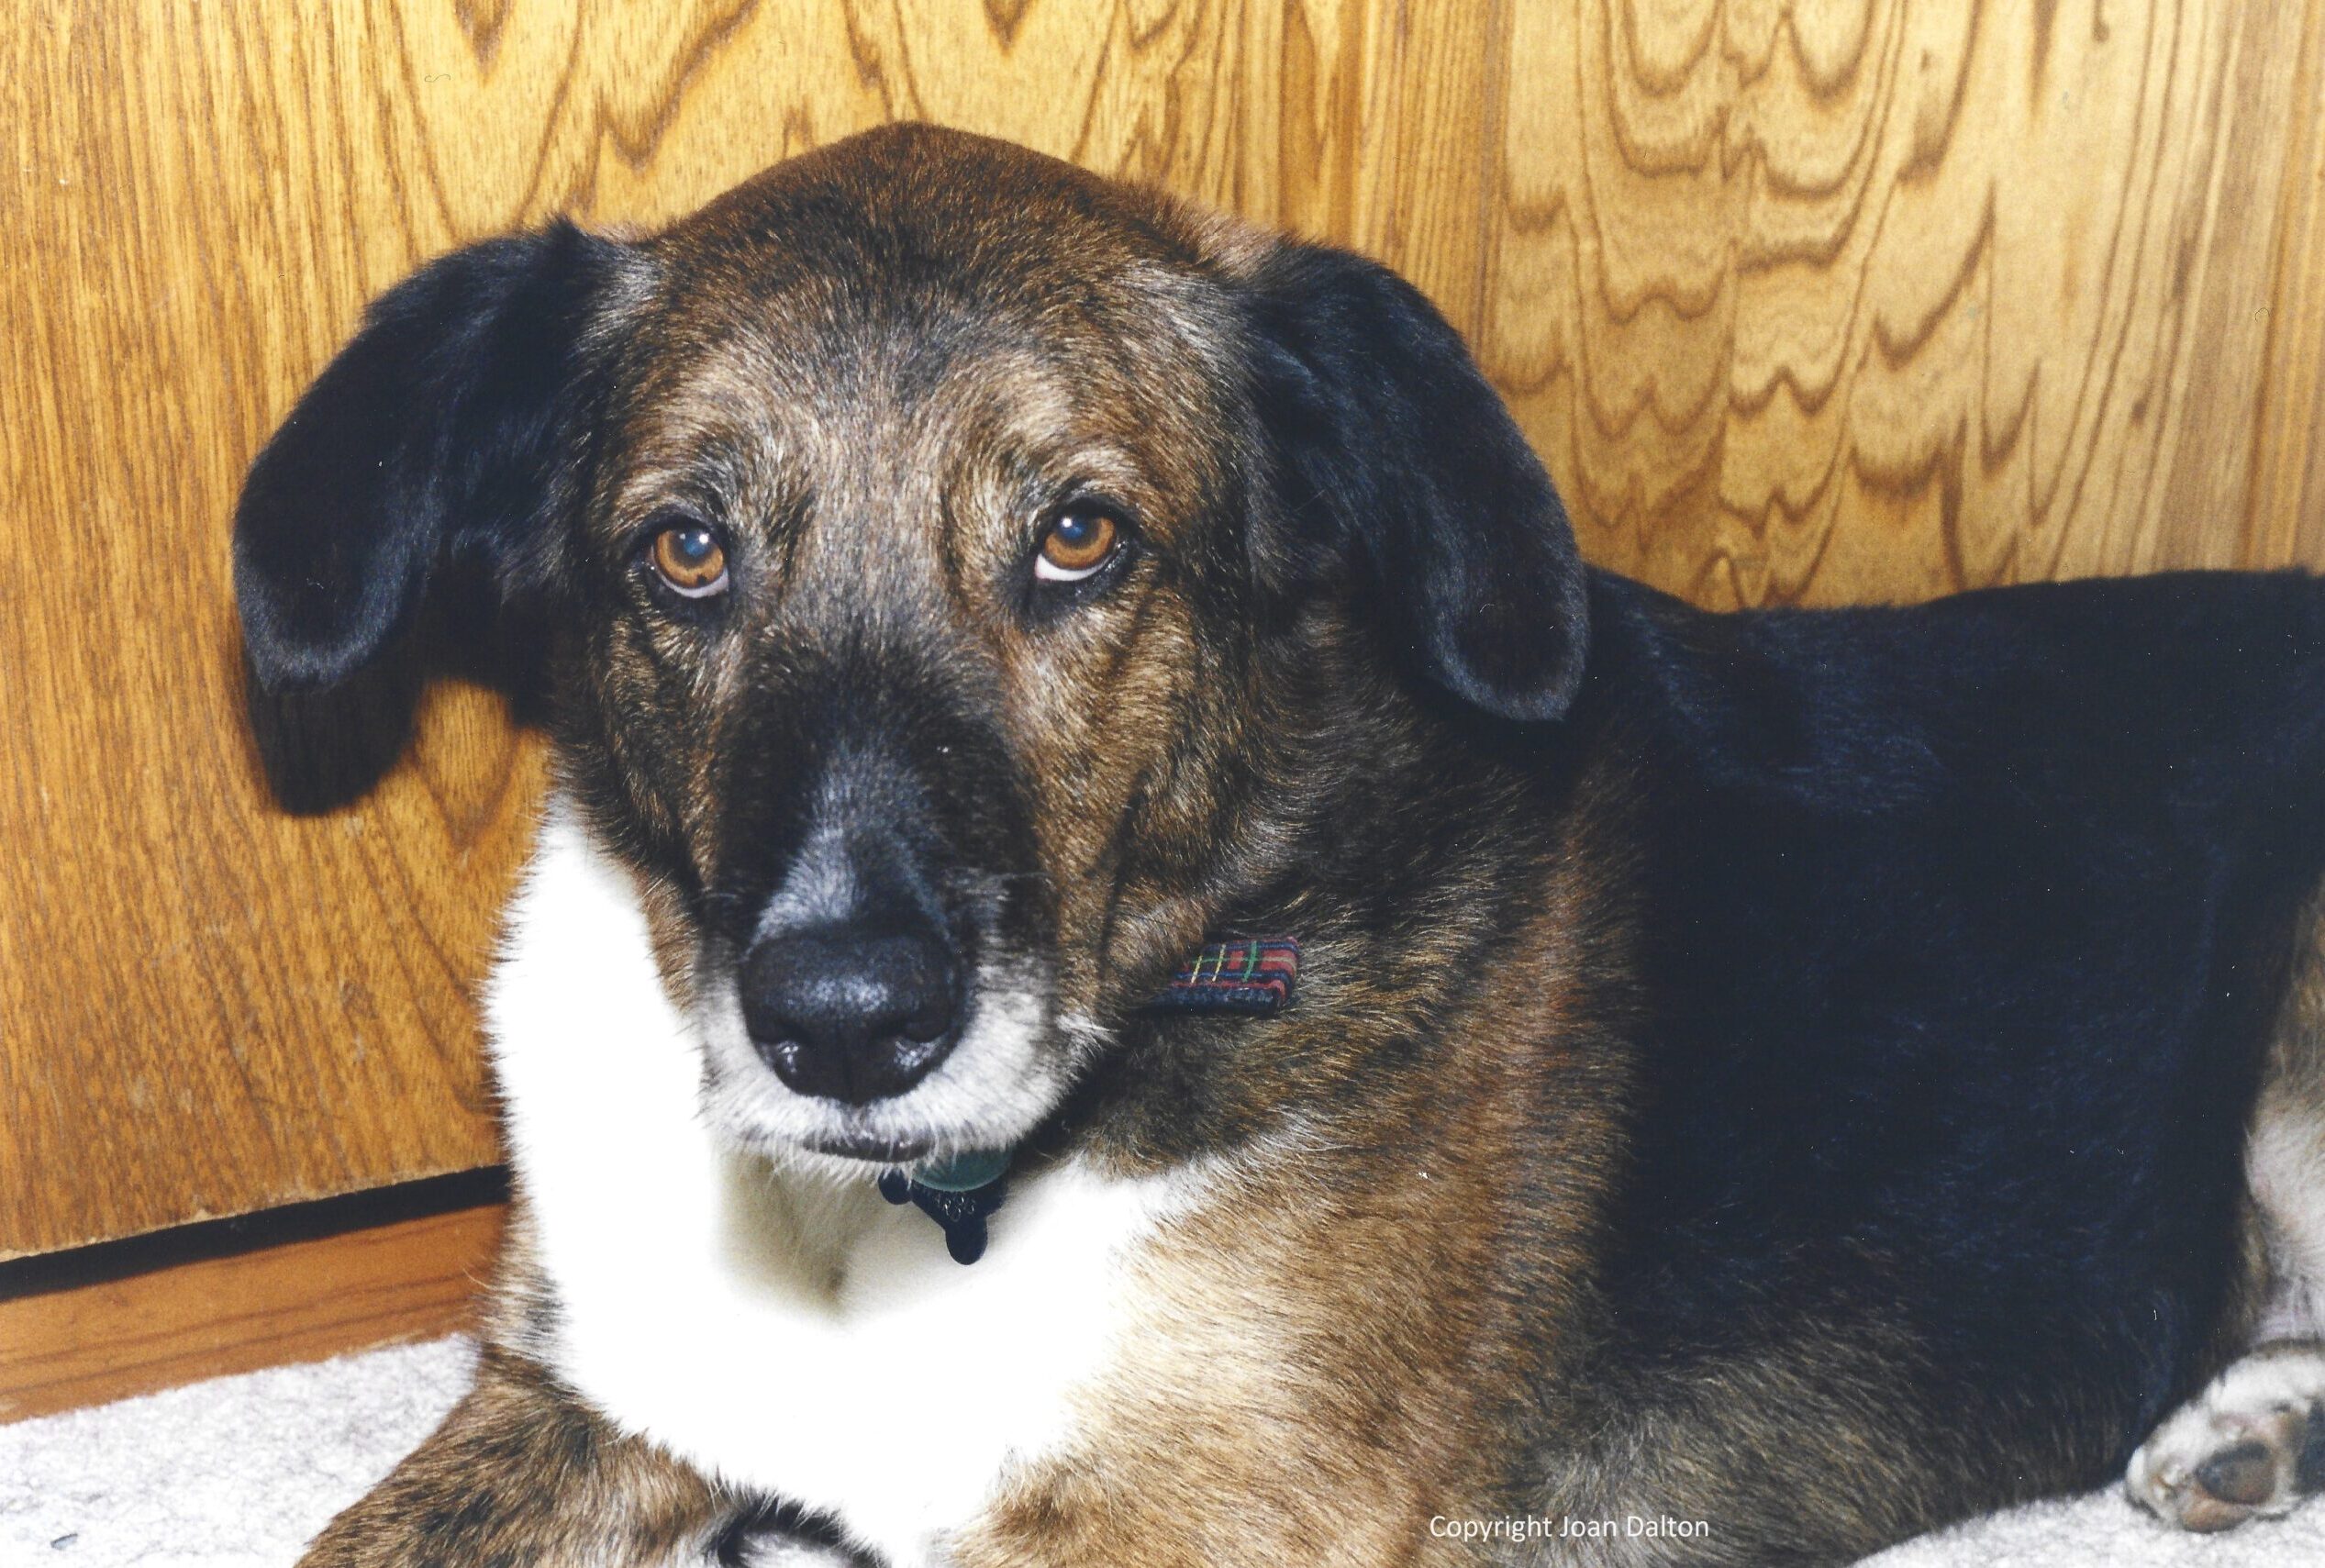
[0,1190,505,1424]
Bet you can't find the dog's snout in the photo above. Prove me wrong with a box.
[740,916,961,1105]
[720,714,1012,1114]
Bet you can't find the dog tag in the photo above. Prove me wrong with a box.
[880,1158,1008,1265]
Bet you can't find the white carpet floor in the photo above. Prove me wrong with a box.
[3,1336,2320,1565]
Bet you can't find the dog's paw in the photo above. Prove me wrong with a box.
[2127,1340,2325,1531]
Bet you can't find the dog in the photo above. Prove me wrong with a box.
[233,124,2325,1566]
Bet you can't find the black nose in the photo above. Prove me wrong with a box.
[740,917,961,1105]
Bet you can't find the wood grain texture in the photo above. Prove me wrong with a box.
[0,1202,503,1423]
[4,0,2322,1256]
[1485,0,2325,606]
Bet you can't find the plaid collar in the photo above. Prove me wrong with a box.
[1147,937,1301,1015]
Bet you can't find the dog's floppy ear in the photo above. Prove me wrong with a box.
[233,221,630,692]
[1241,242,1589,722]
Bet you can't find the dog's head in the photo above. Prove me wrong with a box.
[234,125,1587,1170]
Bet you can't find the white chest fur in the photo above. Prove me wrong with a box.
[486,811,1185,1566]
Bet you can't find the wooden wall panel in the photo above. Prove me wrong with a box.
[1485,0,2325,606]
[4,0,2321,1258]
[0,1198,504,1423]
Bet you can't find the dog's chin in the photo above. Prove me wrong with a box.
[692,962,1095,1179]
[706,1106,1034,1184]
[799,1129,939,1164]
[695,1055,1075,1178]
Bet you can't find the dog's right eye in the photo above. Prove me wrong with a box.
[646,519,729,599]
[1033,507,1126,584]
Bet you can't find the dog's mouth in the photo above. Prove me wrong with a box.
[799,1129,937,1163]
[692,955,1091,1173]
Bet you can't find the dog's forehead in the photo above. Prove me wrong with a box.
[647,126,1204,351]
[685,126,1182,249]
[609,128,1242,516]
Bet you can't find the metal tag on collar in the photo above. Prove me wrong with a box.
[879,1149,1011,1265]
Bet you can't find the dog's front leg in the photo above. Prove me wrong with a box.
[300,1344,737,1567]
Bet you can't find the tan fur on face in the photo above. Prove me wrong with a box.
[565,137,1264,1006]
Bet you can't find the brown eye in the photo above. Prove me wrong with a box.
[1034,509,1120,583]
[649,522,729,598]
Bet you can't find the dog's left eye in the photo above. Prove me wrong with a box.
[1034,509,1122,584]
[648,521,729,598]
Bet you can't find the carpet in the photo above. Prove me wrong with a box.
[3,1339,2319,1565]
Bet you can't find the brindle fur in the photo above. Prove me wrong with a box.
[239,126,2325,1566]
[305,1223,736,1567]
[299,1346,729,1567]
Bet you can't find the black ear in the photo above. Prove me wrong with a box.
[1243,243,1589,722]
[233,221,629,693]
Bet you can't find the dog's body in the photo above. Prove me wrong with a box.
[233,127,2325,1565]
